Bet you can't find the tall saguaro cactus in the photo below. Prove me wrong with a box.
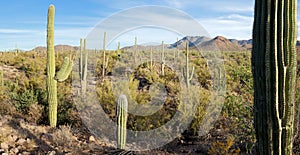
[46,5,73,127]
[183,42,194,88]
[79,38,88,98]
[116,94,128,149]
[102,32,109,79]
[252,0,298,154]
[161,41,165,75]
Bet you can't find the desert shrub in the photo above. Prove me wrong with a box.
[208,136,241,155]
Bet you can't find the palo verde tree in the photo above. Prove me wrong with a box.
[252,0,298,154]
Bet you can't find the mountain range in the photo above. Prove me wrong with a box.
[123,36,253,51]
[30,35,300,52]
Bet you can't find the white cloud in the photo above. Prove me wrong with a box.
[0,28,38,34]
[86,6,210,49]
[199,14,254,39]
[195,0,254,13]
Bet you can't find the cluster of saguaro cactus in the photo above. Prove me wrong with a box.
[102,32,109,79]
[46,4,73,127]
[252,0,297,154]
[116,94,128,149]
[183,42,194,88]
[79,38,88,97]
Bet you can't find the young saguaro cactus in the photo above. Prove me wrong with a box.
[46,4,73,127]
[252,0,298,154]
[183,42,194,88]
[116,94,128,149]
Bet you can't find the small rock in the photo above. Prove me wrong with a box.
[25,138,31,143]
[0,149,4,153]
[89,136,95,142]
[9,148,18,154]
[48,150,56,155]
[8,135,18,142]
[21,151,31,155]
[2,153,9,155]
[0,142,8,150]
[16,138,26,145]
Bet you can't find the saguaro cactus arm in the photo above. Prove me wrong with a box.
[55,57,73,82]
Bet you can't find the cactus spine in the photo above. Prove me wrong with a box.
[116,94,128,149]
[46,5,73,127]
[252,0,297,154]
[183,42,194,88]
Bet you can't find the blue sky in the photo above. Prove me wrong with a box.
[0,0,298,51]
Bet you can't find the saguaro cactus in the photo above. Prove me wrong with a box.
[117,42,120,52]
[102,32,109,79]
[116,94,128,149]
[252,0,298,154]
[0,68,3,86]
[79,38,88,97]
[46,5,73,127]
[183,42,194,88]
[161,41,165,75]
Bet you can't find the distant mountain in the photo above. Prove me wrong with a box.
[30,45,79,52]
[198,36,247,51]
[170,36,211,49]
[123,36,253,51]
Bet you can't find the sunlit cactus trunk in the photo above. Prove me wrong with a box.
[80,39,88,98]
[252,0,298,154]
[102,32,106,79]
[46,5,73,127]
[46,4,58,127]
[116,94,128,149]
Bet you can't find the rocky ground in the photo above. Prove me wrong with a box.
[0,113,250,155]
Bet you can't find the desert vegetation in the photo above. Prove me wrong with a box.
[0,3,299,155]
